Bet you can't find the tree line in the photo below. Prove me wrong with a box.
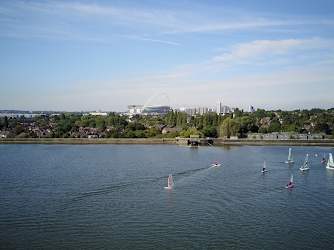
[1,107,334,138]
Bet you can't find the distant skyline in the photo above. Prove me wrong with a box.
[1,0,334,112]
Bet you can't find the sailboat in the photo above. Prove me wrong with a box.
[285,148,294,163]
[261,159,267,173]
[164,174,174,189]
[286,173,294,188]
[300,154,309,171]
[322,153,326,163]
[326,153,334,170]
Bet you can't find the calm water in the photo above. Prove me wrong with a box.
[1,144,334,249]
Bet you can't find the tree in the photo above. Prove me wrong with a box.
[218,117,237,138]
[95,116,105,130]
[179,129,204,138]
[202,126,218,138]
[4,116,8,128]
[267,122,281,133]
[9,121,18,128]
[286,124,300,132]
[14,125,24,135]
[313,122,330,134]
[258,127,267,133]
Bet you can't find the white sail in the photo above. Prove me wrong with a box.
[326,153,334,169]
[285,148,294,163]
[300,154,309,171]
[261,159,267,172]
[290,173,293,183]
[303,154,308,168]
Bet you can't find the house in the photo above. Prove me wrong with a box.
[162,126,183,134]
[142,123,151,129]
[152,124,165,131]
[261,117,271,125]
[0,131,16,138]
[106,126,115,131]
[303,125,313,133]
[17,132,26,137]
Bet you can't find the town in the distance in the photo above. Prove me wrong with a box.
[1,100,334,140]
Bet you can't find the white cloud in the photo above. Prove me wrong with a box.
[6,1,334,36]
[213,37,333,62]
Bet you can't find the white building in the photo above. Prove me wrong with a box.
[185,108,196,116]
[216,102,221,115]
[198,107,208,116]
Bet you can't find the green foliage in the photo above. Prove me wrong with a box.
[286,124,300,132]
[179,129,204,138]
[313,122,330,134]
[4,116,8,128]
[218,117,237,138]
[14,125,24,135]
[235,116,258,134]
[202,126,218,138]
[9,121,18,128]
[155,131,179,138]
[145,127,161,138]
[258,127,267,133]
[267,122,281,133]
[252,109,267,119]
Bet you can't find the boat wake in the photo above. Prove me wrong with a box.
[174,165,218,184]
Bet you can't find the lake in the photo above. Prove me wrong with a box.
[1,144,334,249]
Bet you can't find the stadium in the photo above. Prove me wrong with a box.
[127,92,172,115]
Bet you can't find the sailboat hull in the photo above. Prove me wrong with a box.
[164,186,173,189]
[300,167,309,171]
[286,185,294,188]
[285,160,294,163]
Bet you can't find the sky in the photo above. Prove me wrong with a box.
[1,0,334,112]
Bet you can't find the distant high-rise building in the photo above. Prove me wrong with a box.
[249,105,256,113]
[185,108,196,116]
[216,102,221,115]
[198,107,208,116]
[222,106,230,114]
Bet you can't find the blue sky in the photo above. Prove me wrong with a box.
[1,0,334,112]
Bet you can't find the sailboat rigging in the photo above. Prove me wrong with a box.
[300,154,309,171]
[285,148,294,163]
[261,159,267,173]
[286,173,294,188]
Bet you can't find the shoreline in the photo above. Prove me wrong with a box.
[1,138,334,147]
